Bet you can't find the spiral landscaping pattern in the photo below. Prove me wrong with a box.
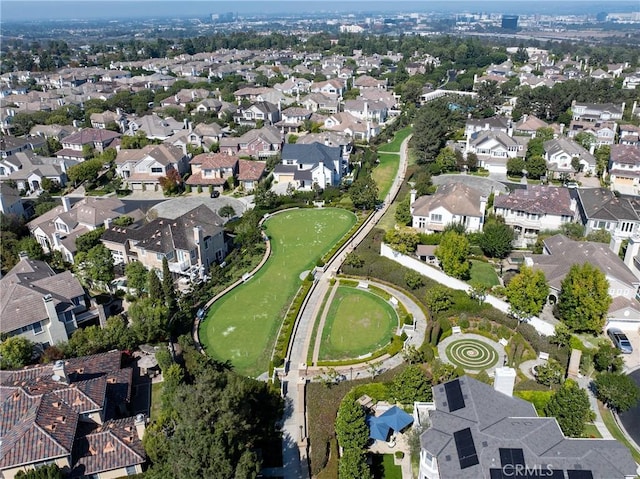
[445,339,499,370]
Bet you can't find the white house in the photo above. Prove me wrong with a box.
[608,144,640,196]
[543,137,596,178]
[274,142,343,190]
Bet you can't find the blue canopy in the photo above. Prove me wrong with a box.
[367,415,391,441]
[378,406,414,432]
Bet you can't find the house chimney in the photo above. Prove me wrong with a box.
[104,218,112,229]
[570,198,577,212]
[623,235,640,274]
[493,367,516,397]
[18,251,29,260]
[134,413,146,440]
[62,196,71,212]
[410,189,417,207]
[52,359,68,383]
[589,144,595,155]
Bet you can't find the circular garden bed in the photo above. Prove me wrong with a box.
[444,338,500,370]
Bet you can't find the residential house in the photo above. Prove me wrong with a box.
[187,153,240,191]
[622,71,640,90]
[126,114,184,141]
[233,101,281,127]
[619,124,640,146]
[276,107,312,134]
[218,125,282,158]
[410,183,487,234]
[526,234,640,325]
[55,129,120,161]
[100,204,227,280]
[466,130,527,175]
[296,132,353,158]
[493,186,576,247]
[323,112,379,141]
[608,144,640,195]
[90,110,125,131]
[571,101,625,122]
[273,76,311,96]
[513,114,549,136]
[543,137,596,178]
[115,144,189,191]
[1,151,74,193]
[342,99,388,123]
[417,375,636,479]
[0,351,146,479]
[353,74,387,90]
[28,196,139,263]
[464,116,510,138]
[274,142,344,189]
[238,159,267,192]
[309,79,345,97]
[0,135,43,159]
[167,122,224,152]
[0,182,26,217]
[0,255,101,346]
[575,188,640,254]
[301,93,340,114]
[30,124,79,141]
[567,119,617,146]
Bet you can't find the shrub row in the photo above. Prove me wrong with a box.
[320,211,369,265]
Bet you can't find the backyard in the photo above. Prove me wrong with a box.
[318,286,398,361]
[469,259,500,288]
[199,208,357,377]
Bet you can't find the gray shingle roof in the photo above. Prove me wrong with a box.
[494,185,574,216]
[412,183,484,218]
[281,142,341,167]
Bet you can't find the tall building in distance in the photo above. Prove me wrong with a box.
[211,12,236,23]
[501,15,519,30]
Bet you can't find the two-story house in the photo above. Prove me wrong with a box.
[1,151,74,193]
[90,110,125,131]
[608,144,640,195]
[567,119,617,146]
[466,130,527,175]
[619,124,640,146]
[100,204,227,281]
[276,107,313,134]
[55,129,120,161]
[575,187,640,255]
[0,182,26,217]
[342,99,388,123]
[218,125,282,158]
[233,101,281,127]
[126,114,184,141]
[571,101,625,122]
[410,183,487,234]
[0,351,146,479]
[274,142,343,190]
[28,196,139,263]
[0,135,44,159]
[187,153,240,192]
[309,79,346,98]
[493,185,576,247]
[0,255,100,346]
[301,93,340,114]
[353,74,387,90]
[167,122,224,152]
[115,144,189,192]
[543,137,596,178]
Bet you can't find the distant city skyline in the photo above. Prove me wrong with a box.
[2,0,639,22]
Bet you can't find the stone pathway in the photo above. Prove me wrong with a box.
[576,376,614,440]
[310,282,338,364]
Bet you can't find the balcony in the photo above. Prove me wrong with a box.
[168,259,191,273]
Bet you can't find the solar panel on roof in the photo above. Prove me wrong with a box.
[567,471,594,479]
[444,379,465,412]
[453,427,479,469]
[499,448,525,467]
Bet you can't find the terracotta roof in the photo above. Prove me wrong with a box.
[60,128,120,146]
[494,186,574,216]
[238,159,266,182]
[610,144,640,166]
[190,152,239,170]
[412,182,484,218]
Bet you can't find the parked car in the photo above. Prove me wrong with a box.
[210,190,220,198]
[607,328,633,354]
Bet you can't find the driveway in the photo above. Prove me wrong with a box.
[149,194,249,220]
[620,327,640,372]
[618,368,640,449]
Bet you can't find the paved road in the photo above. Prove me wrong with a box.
[619,368,640,448]
[277,134,411,478]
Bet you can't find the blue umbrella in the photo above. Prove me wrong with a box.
[378,406,414,432]
[367,415,391,441]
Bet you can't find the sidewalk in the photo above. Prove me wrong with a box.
[576,376,614,439]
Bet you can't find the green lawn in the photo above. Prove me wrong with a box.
[150,382,163,420]
[200,208,356,377]
[599,402,640,463]
[319,286,398,361]
[469,260,500,288]
[371,454,402,479]
[582,423,602,438]
[377,126,412,153]
[514,390,554,416]
[372,153,401,201]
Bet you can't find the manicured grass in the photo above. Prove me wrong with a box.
[469,260,500,288]
[150,382,163,420]
[514,390,554,416]
[377,126,412,153]
[200,208,356,377]
[373,152,401,201]
[319,286,398,361]
[582,423,602,438]
[371,454,402,479]
[599,402,640,463]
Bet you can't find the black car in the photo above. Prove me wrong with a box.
[210,190,220,198]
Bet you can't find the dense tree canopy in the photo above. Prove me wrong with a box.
[558,263,611,334]
[335,398,369,451]
[391,365,432,404]
[479,219,514,258]
[505,266,549,319]
[435,231,470,279]
[544,379,591,437]
[594,372,640,413]
[0,336,34,369]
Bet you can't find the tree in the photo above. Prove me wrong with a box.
[339,449,372,479]
[335,398,369,450]
[435,231,470,279]
[574,132,596,151]
[344,252,364,268]
[66,158,103,186]
[544,379,591,437]
[594,372,640,413]
[593,343,624,373]
[585,228,611,244]
[525,155,547,179]
[479,220,514,258]
[219,204,236,220]
[395,196,412,226]
[435,147,457,173]
[75,227,105,254]
[550,323,571,348]
[412,170,433,196]
[507,157,526,176]
[558,263,611,334]
[349,175,378,210]
[15,464,64,479]
[535,359,565,387]
[561,222,585,240]
[158,168,182,196]
[505,266,549,318]
[390,365,432,404]
[74,244,114,290]
[405,270,424,290]
[125,261,148,295]
[384,227,420,254]
[147,269,163,301]
[128,297,170,343]
[0,336,34,369]
[425,286,452,313]
[162,257,177,313]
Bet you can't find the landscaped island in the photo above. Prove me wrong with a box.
[199,208,357,377]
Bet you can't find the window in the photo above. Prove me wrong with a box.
[33,322,43,334]
[430,214,442,223]
[151,167,163,173]
[156,253,163,261]
[126,465,138,475]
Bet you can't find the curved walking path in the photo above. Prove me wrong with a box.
[437,333,506,374]
[274,133,412,479]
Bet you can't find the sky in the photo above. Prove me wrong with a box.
[1,0,638,22]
